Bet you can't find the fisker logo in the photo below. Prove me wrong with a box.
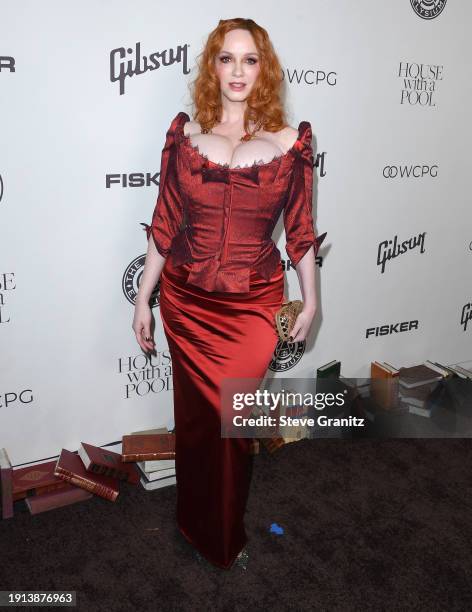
[283,253,325,273]
[410,0,447,20]
[269,340,305,372]
[106,172,160,188]
[377,232,426,273]
[382,164,438,178]
[461,303,471,332]
[366,320,419,338]
[123,255,160,307]
[0,56,15,72]
[110,41,191,96]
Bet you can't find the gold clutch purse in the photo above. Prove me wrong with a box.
[275,299,304,342]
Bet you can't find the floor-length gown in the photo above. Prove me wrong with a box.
[141,111,326,569]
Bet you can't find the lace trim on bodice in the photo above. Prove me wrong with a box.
[177,112,309,172]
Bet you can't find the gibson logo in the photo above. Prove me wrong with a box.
[377,232,426,273]
[314,152,327,177]
[110,41,191,95]
[461,303,472,332]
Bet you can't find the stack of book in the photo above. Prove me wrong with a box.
[398,362,446,417]
[121,427,176,491]
[0,440,137,517]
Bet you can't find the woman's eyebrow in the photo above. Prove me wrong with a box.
[219,50,259,56]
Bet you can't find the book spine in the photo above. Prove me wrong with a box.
[122,452,175,462]
[13,481,70,501]
[54,467,118,501]
[25,488,93,514]
[1,465,13,519]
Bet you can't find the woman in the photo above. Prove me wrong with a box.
[132,18,326,570]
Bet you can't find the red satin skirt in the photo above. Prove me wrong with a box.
[159,256,284,569]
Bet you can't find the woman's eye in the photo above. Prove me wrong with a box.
[219,56,258,64]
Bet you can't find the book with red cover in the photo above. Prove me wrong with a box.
[25,484,93,515]
[54,448,120,501]
[12,459,71,501]
[1,448,13,519]
[121,433,176,462]
[78,442,139,485]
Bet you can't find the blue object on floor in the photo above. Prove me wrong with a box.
[269,522,284,535]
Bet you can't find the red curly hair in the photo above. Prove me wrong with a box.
[188,18,288,135]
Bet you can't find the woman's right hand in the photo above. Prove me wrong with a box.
[132,298,156,354]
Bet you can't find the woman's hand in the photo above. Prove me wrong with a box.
[132,298,156,353]
[288,305,316,343]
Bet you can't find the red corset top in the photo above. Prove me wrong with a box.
[141,111,327,293]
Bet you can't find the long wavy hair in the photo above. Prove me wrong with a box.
[189,18,287,134]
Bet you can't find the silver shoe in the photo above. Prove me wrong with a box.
[232,547,249,570]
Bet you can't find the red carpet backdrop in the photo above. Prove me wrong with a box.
[0,0,470,464]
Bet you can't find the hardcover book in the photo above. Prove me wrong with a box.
[12,459,70,501]
[0,448,13,519]
[78,442,139,484]
[121,433,176,462]
[54,448,120,501]
[25,484,93,515]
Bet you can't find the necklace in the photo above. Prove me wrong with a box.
[201,126,258,141]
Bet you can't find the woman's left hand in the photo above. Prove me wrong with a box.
[288,306,316,343]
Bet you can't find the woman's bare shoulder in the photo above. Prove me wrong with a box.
[273,125,299,150]
[183,119,200,137]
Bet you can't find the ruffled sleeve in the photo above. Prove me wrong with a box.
[140,113,184,258]
[283,121,327,266]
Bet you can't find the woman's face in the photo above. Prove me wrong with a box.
[214,28,261,103]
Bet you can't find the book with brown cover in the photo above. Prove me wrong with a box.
[54,448,120,501]
[0,448,13,519]
[25,484,93,515]
[399,380,442,407]
[121,433,176,462]
[12,459,71,501]
[398,364,443,388]
[78,442,140,484]
[371,361,400,411]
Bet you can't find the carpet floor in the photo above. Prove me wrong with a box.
[2,437,472,611]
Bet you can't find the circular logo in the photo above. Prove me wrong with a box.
[410,0,447,20]
[269,340,306,372]
[0,174,4,202]
[122,254,160,307]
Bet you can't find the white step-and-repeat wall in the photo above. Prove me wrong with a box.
[1,1,470,464]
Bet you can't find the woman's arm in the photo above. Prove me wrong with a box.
[289,245,317,342]
[133,115,184,353]
[133,238,165,354]
[283,122,326,342]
